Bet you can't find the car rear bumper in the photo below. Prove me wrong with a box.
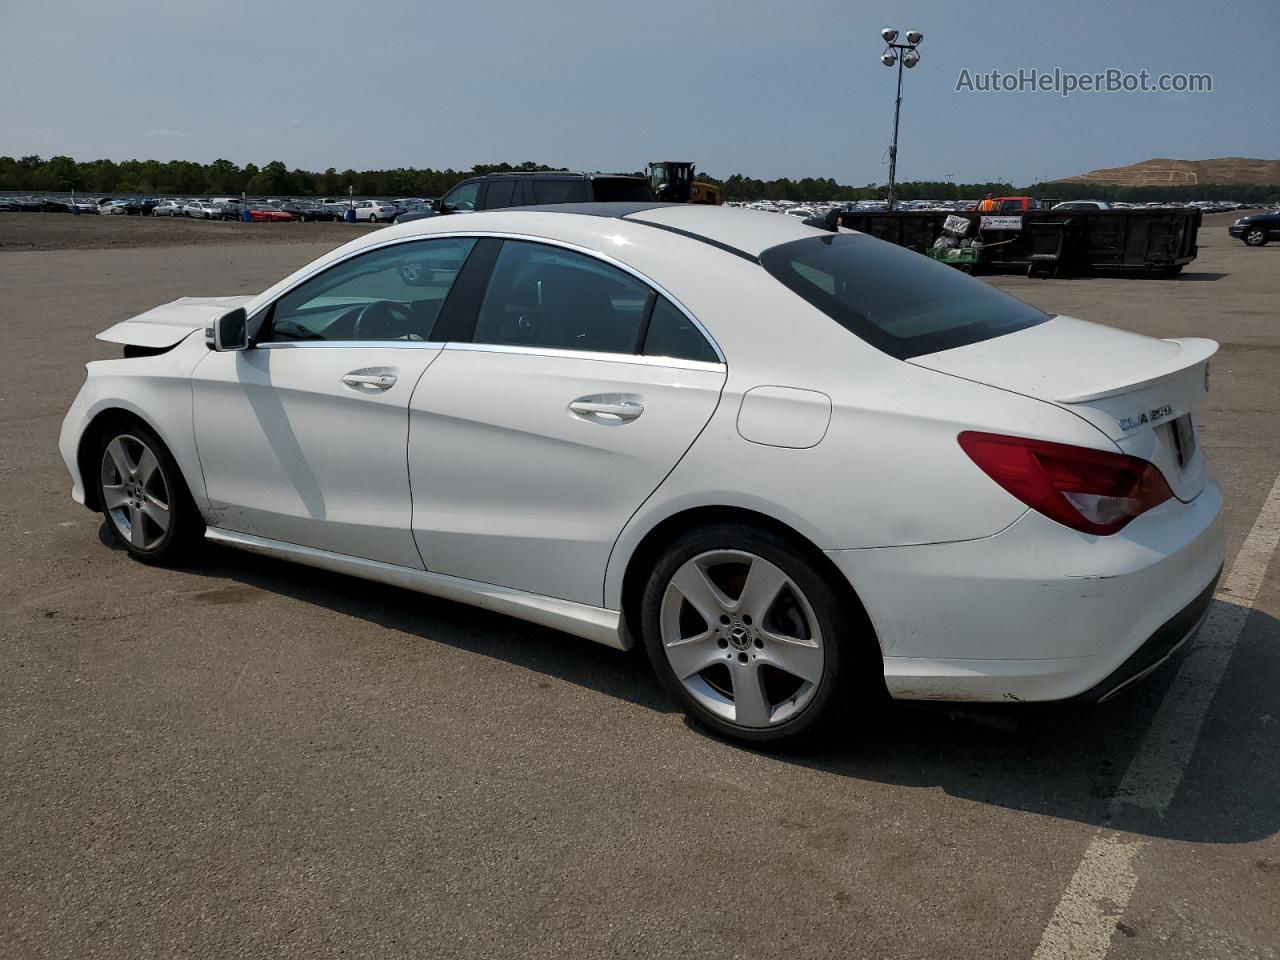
[827,476,1225,702]
[1064,568,1218,702]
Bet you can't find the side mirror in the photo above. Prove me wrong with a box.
[206,306,249,351]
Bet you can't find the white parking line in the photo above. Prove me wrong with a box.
[1033,470,1280,960]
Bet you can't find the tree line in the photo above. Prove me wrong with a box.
[2,154,1276,203]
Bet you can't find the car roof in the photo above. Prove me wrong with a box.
[400,203,830,258]
[246,204,838,321]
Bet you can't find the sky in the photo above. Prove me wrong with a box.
[2,0,1277,186]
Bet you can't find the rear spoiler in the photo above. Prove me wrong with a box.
[1056,338,1217,403]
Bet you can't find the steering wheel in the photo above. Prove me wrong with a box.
[352,300,417,341]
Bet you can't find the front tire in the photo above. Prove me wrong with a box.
[1244,227,1268,247]
[640,523,869,743]
[95,421,202,565]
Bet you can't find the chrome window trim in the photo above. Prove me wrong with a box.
[248,230,726,364]
[443,341,726,372]
[257,340,445,351]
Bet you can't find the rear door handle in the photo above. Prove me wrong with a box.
[342,372,398,390]
[569,396,644,422]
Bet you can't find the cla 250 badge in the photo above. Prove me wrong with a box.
[1120,404,1173,432]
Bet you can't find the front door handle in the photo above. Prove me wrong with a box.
[342,371,398,390]
[569,395,644,422]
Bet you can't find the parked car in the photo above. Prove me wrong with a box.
[248,204,295,222]
[395,171,654,224]
[99,198,152,216]
[287,200,335,221]
[213,201,246,221]
[60,205,1223,743]
[353,199,399,223]
[152,200,185,217]
[183,201,220,219]
[1227,209,1280,246]
[1053,200,1111,210]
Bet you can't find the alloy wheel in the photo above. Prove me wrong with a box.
[100,434,172,551]
[660,550,824,728]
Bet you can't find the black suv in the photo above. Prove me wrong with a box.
[396,171,653,223]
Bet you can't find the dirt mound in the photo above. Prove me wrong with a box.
[1054,157,1280,187]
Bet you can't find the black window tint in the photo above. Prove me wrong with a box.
[531,179,589,204]
[590,177,655,202]
[643,296,718,363]
[760,234,1048,360]
[484,179,517,209]
[473,241,650,354]
[265,237,477,343]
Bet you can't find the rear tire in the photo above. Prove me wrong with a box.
[640,523,873,743]
[94,419,203,565]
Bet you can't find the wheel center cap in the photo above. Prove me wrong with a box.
[727,624,752,651]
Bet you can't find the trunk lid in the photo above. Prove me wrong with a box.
[97,295,253,349]
[910,316,1216,501]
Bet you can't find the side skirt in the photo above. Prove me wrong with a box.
[204,527,630,650]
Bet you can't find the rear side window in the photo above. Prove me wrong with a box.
[591,177,655,202]
[531,179,589,204]
[643,297,718,363]
[472,240,650,354]
[760,234,1048,360]
[485,179,517,209]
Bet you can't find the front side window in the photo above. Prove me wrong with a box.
[441,182,480,213]
[760,234,1048,360]
[264,237,477,343]
[472,241,651,354]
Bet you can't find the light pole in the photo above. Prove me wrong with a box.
[879,28,923,211]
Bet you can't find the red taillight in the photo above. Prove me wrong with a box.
[957,431,1173,536]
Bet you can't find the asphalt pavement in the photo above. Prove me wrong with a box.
[1,211,1276,959]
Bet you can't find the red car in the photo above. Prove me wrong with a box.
[248,206,295,223]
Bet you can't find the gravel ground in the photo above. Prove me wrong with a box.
[0,211,1276,960]
[0,211,380,252]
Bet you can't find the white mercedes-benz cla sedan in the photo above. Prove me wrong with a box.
[59,203,1224,742]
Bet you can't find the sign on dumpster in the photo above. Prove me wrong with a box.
[980,215,1022,231]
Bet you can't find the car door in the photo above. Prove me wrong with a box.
[191,236,479,568]
[407,238,726,605]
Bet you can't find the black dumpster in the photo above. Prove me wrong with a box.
[830,208,1200,277]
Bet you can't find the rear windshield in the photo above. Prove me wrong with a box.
[759,234,1048,359]
[590,177,655,202]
